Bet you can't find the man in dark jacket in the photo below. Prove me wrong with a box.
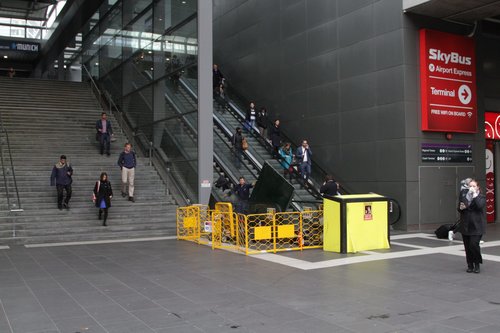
[232,127,244,169]
[320,175,339,197]
[96,112,113,156]
[117,143,137,202]
[231,177,254,214]
[458,179,486,273]
[296,139,313,187]
[50,155,73,210]
[213,64,224,88]
[256,107,269,139]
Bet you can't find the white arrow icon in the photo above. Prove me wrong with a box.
[458,85,472,105]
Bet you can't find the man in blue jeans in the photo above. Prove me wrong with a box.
[296,140,312,187]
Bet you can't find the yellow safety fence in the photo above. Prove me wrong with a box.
[177,203,323,255]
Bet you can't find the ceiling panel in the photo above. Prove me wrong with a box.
[404,0,500,24]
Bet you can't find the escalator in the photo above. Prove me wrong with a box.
[174,72,322,210]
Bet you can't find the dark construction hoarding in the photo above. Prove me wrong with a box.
[420,29,477,133]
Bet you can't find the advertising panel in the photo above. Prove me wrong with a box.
[486,141,495,223]
[420,29,477,133]
[485,112,500,140]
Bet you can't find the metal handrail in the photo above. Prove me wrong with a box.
[0,126,22,212]
[179,77,265,171]
[160,82,260,180]
[214,78,350,194]
[179,78,310,210]
[82,64,192,205]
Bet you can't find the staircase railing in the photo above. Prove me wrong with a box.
[0,117,22,213]
[209,74,404,224]
[82,64,192,206]
[178,78,311,211]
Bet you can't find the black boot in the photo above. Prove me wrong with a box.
[98,209,102,220]
[466,263,473,273]
[102,209,108,226]
[473,263,480,273]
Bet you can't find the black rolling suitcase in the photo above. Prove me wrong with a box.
[434,219,461,239]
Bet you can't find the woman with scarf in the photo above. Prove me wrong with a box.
[457,178,486,273]
[93,172,113,226]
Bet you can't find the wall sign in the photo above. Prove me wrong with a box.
[420,29,477,133]
[0,40,40,52]
[421,143,472,163]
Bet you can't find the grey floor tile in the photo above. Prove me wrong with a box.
[53,315,106,333]
[101,319,156,333]
[439,315,489,331]
[154,295,203,314]
[155,323,204,332]
[1,297,44,315]
[9,311,56,333]
[130,307,186,329]
[472,325,500,333]
[68,290,116,308]
[407,323,470,333]
[86,304,136,325]
[337,318,401,333]
[253,317,355,333]
[111,293,162,311]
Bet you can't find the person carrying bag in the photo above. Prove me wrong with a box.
[93,172,113,226]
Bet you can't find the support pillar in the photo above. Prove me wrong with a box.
[197,0,213,204]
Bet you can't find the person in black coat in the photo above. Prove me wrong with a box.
[213,64,224,88]
[231,127,244,169]
[257,107,269,139]
[457,179,486,273]
[320,175,339,198]
[230,177,254,214]
[270,119,281,158]
[50,155,73,210]
[93,172,113,226]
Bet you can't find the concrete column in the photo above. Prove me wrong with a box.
[153,0,167,147]
[197,0,213,204]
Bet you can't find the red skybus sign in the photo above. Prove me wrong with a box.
[420,29,477,133]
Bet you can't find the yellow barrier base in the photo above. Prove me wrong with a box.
[177,203,324,255]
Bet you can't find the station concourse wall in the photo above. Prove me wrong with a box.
[213,0,500,230]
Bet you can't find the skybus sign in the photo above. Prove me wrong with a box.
[419,29,477,133]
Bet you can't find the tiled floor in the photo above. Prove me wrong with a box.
[3,225,500,332]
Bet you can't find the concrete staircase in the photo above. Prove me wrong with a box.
[0,77,177,244]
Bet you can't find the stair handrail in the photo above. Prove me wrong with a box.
[179,78,312,210]
[160,83,260,180]
[0,125,22,212]
[208,76,350,194]
[83,64,192,205]
[179,77,264,171]
[220,80,402,222]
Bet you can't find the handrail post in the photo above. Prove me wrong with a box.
[149,141,153,166]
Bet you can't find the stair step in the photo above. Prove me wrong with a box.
[0,78,178,244]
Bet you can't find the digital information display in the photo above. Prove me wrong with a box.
[421,143,472,163]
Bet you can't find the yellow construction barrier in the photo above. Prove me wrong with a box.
[177,203,323,255]
[176,204,212,244]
